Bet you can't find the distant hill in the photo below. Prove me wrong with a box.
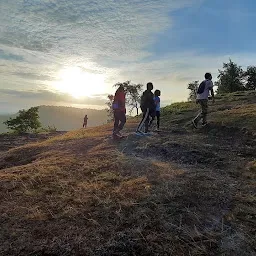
[0,106,108,133]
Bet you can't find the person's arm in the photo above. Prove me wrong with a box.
[206,80,215,102]
[150,93,156,110]
[210,81,215,103]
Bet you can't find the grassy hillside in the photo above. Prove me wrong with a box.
[162,90,256,131]
[0,106,108,133]
[0,91,255,255]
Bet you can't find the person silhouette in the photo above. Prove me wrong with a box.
[83,114,88,128]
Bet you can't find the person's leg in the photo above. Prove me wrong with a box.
[113,111,120,134]
[193,100,203,126]
[136,112,146,132]
[156,111,160,129]
[144,111,150,133]
[149,116,154,127]
[136,108,149,132]
[149,111,156,128]
[201,100,208,125]
[118,112,126,133]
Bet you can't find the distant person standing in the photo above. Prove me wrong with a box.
[136,82,155,135]
[83,114,88,128]
[192,73,215,128]
[112,85,126,139]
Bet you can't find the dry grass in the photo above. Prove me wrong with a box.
[209,104,256,131]
[0,92,256,255]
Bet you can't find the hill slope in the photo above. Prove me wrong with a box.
[0,106,108,133]
[0,91,255,255]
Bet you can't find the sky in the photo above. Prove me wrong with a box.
[1,0,256,113]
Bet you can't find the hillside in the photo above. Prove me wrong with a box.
[0,106,108,133]
[0,91,255,255]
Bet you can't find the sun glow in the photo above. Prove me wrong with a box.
[54,67,105,98]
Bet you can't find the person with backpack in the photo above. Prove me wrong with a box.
[192,72,215,128]
[149,89,161,131]
[136,82,155,135]
[112,85,126,139]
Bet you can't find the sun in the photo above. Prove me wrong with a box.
[54,67,105,98]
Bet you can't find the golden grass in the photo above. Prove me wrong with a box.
[209,104,256,131]
[53,125,111,140]
[0,92,256,255]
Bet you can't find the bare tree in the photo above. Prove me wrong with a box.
[105,94,114,122]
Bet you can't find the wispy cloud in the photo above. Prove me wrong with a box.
[0,0,255,109]
[1,0,199,60]
[0,0,203,106]
[0,88,107,105]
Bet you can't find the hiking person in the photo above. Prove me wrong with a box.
[136,82,155,135]
[149,89,161,131]
[83,114,88,128]
[112,85,126,139]
[192,73,215,128]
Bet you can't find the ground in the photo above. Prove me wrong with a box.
[0,91,255,255]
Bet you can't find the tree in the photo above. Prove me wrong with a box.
[244,66,256,90]
[113,81,143,116]
[216,59,245,93]
[105,94,114,122]
[3,107,41,133]
[187,81,199,101]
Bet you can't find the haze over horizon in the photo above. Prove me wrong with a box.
[1,0,256,113]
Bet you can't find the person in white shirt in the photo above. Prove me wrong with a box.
[192,73,215,128]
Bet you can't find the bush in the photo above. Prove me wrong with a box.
[3,107,41,134]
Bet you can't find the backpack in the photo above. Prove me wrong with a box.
[197,80,206,94]
[112,101,119,110]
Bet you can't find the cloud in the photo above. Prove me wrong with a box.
[1,0,203,106]
[10,72,54,81]
[0,0,202,61]
[0,88,107,106]
[1,0,255,109]
[0,49,24,62]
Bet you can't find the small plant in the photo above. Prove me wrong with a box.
[187,81,199,101]
[40,125,57,133]
[3,107,41,134]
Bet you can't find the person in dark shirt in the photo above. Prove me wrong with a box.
[136,82,155,135]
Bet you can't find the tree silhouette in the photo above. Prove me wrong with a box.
[244,66,256,90]
[187,81,199,101]
[216,59,245,93]
[4,107,41,133]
